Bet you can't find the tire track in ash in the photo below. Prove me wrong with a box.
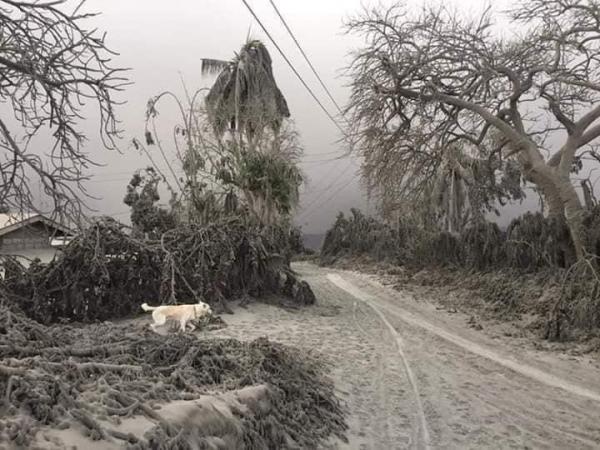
[351,300,393,445]
[328,273,432,450]
[336,272,600,404]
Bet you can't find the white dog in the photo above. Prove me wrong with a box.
[141,302,212,333]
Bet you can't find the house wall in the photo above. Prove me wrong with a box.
[0,223,63,266]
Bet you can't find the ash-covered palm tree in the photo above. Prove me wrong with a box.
[201,40,290,145]
[201,40,302,225]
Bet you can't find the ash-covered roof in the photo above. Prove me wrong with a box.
[0,212,74,238]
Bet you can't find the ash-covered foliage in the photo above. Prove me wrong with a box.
[1,217,314,324]
[321,208,593,271]
[123,167,178,238]
[0,304,346,448]
[321,209,600,339]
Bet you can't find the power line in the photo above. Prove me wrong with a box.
[299,176,355,221]
[305,158,355,197]
[299,155,346,164]
[267,0,344,115]
[300,148,349,160]
[87,169,185,184]
[240,0,347,137]
[297,160,356,218]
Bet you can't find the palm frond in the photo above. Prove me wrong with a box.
[200,58,230,75]
[203,40,290,139]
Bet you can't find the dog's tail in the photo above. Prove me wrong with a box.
[141,303,156,312]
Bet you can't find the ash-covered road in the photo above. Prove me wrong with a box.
[212,262,600,449]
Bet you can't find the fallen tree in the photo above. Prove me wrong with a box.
[1,216,314,324]
[0,303,346,448]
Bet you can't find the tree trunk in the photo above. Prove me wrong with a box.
[529,167,587,260]
[518,145,587,261]
[557,176,587,261]
[581,179,596,210]
[517,150,564,218]
[531,173,564,218]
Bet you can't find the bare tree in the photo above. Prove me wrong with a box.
[0,0,127,221]
[346,0,600,259]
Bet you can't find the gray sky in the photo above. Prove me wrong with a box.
[76,0,522,233]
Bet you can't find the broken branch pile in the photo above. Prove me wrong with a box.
[1,217,314,324]
[0,303,347,448]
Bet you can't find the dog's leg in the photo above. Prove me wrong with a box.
[150,312,167,333]
[179,318,187,333]
[153,311,167,326]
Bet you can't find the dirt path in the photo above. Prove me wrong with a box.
[208,262,600,449]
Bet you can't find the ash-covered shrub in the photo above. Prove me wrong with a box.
[1,217,315,324]
[459,221,505,269]
[505,212,575,269]
[321,209,402,265]
[321,208,600,340]
[320,208,600,271]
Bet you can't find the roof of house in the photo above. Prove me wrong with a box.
[0,212,75,238]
